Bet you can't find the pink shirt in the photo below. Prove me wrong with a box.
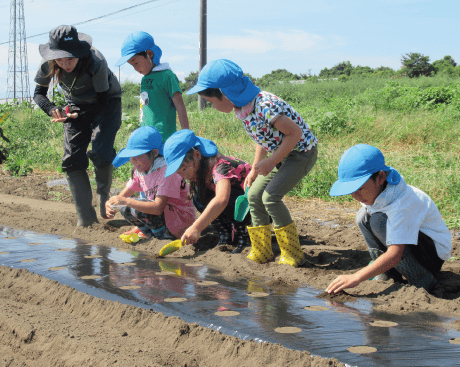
[127,165,195,238]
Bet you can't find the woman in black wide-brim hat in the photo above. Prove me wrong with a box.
[34,25,122,227]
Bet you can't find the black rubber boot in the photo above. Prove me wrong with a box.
[94,165,113,219]
[232,222,250,254]
[212,217,233,246]
[67,170,98,227]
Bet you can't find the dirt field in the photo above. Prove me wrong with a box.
[0,171,459,366]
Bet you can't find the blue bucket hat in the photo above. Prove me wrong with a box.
[115,31,162,67]
[164,129,218,177]
[186,59,260,108]
[329,144,401,197]
[112,126,164,168]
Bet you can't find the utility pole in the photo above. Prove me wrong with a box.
[198,0,207,110]
[6,0,31,102]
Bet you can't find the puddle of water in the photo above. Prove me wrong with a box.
[1,225,460,367]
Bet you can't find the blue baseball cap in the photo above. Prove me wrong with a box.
[164,129,218,177]
[329,144,400,196]
[115,31,162,67]
[186,59,260,108]
[112,126,164,168]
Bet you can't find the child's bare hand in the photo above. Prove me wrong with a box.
[181,225,201,245]
[104,201,116,219]
[244,171,258,190]
[108,195,127,206]
[326,274,361,294]
[254,157,275,176]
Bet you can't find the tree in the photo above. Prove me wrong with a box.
[432,55,457,75]
[318,61,354,78]
[256,69,299,87]
[180,71,199,92]
[400,52,434,78]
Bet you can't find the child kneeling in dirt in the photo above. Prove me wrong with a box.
[326,144,451,293]
[105,126,195,240]
[163,129,252,253]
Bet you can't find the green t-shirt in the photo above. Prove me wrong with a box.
[140,69,182,143]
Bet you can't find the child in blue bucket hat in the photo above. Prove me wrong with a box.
[164,129,253,253]
[115,31,190,234]
[326,144,451,293]
[115,31,189,142]
[105,126,195,240]
[187,59,318,267]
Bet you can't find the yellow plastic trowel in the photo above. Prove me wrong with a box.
[159,239,185,257]
[119,233,140,244]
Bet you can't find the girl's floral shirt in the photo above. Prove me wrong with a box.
[209,155,251,191]
[234,91,318,153]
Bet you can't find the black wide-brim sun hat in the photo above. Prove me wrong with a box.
[39,25,92,61]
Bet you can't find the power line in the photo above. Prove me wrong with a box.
[0,0,166,45]
[77,0,180,30]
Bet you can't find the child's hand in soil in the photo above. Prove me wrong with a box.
[181,225,201,245]
[326,274,361,294]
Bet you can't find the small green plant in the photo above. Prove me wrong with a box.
[4,157,33,176]
[50,191,65,202]
[49,84,66,107]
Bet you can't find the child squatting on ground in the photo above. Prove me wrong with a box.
[105,126,195,240]
[326,144,452,293]
[186,59,318,267]
[163,129,252,254]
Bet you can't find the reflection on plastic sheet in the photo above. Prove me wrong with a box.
[1,225,460,367]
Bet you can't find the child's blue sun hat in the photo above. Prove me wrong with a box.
[329,144,401,196]
[186,59,260,108]
[115,31,162,67]
[112,126,163,168]
[164,129,218,177]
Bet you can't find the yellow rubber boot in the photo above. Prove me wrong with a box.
[247,224,275,264]
[274,222,305,267]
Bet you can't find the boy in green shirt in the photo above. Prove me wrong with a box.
[115,31,189,142]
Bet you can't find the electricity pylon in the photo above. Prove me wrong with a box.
[6,0,31,102]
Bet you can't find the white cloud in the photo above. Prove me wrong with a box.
[166,55,187,63]
[208,29,338,54]
[174,70,186,81]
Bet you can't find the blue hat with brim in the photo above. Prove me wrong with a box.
[112,126,164,168]
[329,144,400,196]
[115,31,162,67]
[186,59,260,108]
[164,129,218,177]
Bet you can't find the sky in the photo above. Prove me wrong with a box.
[0,0,459,98]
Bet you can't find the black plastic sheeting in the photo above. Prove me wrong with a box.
[1,226,460,367]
